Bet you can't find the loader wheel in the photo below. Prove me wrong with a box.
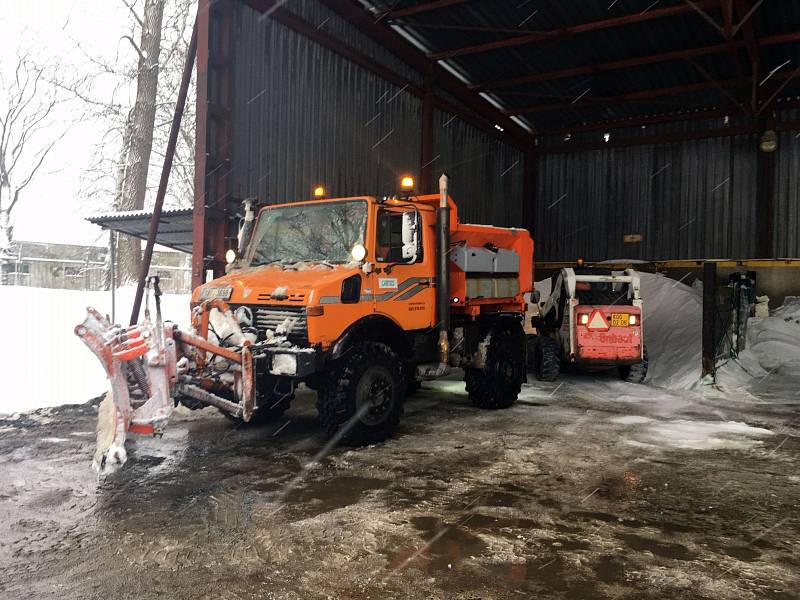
[464,327,525,410]
[317,342,404,445]
[619,345,649,384]
[533,336,561,382]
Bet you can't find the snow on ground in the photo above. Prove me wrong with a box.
[0,285,190,415]
[717,295,800,387]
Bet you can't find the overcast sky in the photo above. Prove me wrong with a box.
[1,1,134,246]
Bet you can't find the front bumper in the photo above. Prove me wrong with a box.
[261,345,321,378]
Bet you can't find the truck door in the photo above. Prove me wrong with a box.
[372,205,435,330]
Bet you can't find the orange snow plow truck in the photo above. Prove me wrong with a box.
[76,175,533,474]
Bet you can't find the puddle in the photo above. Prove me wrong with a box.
[722,545,761,561]
[594,554,626,583]
[617,533,698,560]
[462,513,537,531]
[487,557,602,598]
[285,476,389,517]
[384,516,488,573]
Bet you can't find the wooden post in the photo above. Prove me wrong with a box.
[702,261,717,379]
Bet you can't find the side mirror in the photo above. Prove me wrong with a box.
[401,211,419,263]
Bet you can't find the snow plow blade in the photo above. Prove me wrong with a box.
[75,306,179,475]
[74,279,257,475]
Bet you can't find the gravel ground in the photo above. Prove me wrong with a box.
[0,372,798,600]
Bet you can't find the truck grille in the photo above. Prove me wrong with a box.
[250,304,308,342]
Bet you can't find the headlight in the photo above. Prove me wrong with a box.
[271,353,297,376]
[199,286,233,301]
[579,314,589,325]
[629,314,637,326]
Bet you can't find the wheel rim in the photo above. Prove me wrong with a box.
[494,347,518,389]
[355,365,395,426]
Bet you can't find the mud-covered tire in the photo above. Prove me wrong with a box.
[464,326,526,410]
[619,345,648,383]
[317,342,404,445]
[532,335,560,381]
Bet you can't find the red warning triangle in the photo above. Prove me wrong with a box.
[586,309,609,331]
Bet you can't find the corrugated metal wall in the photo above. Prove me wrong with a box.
[231,2,421,205]
[534,125,800,261]
[433,109,524,227]
[775,109,800,257]
[228,1,524,226]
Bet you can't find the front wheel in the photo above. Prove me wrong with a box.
[532,335,560,381]
[317,342,405,445]
[619,345,649,384]
[465,325,526,410]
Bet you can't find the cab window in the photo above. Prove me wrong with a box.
[376,209,421,264]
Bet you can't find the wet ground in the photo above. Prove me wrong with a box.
[1,372,798,599]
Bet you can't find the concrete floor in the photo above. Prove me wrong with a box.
[0,373,798,599]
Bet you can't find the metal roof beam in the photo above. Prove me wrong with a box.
[505,73,793,116]
[507,80,746,116]
[538,108,735,136]
[382,0,472,19]
[427,0,719,60]
[474,41,745,91]
[315,0,535,147]
[539,125,760,155]
[473,32,800,92]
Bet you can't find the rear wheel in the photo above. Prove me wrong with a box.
[317,342,404,445]
[532,335,560,381]
[465,325,525,410]
[619,345,649,383]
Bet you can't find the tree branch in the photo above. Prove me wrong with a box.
[121,35,146,62]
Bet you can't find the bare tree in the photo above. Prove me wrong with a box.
[115,0,167,283]
[0,53,74,251]
[70,0,196,286]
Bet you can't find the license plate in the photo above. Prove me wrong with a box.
[611,313,628,327]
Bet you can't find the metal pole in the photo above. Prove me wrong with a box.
[110,230,116,323]
[130,20,198,325]
[702,261,717,380]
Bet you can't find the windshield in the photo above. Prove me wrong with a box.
[246,200,368,265]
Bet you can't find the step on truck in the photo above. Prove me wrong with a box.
[76,175,533,474]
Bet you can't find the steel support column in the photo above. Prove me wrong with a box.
[755,120,776,258]
[702,261,717,380]
[522,149,537,240]
[420,75,435,195]
[193,0,235,290]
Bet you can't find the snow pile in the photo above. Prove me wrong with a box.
[0,285,190,415]
[718,295,800,384]
[639,272,702,389]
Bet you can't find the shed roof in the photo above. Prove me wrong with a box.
[364,0,800,132]
[87,209,194,254]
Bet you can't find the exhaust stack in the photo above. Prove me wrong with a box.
[238,198,256,255]
[437,173,450,365]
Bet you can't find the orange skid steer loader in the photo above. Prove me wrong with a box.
[76,175,534,475]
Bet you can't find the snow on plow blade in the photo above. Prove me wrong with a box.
[74,307,179,475]
[74,285,257,476]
